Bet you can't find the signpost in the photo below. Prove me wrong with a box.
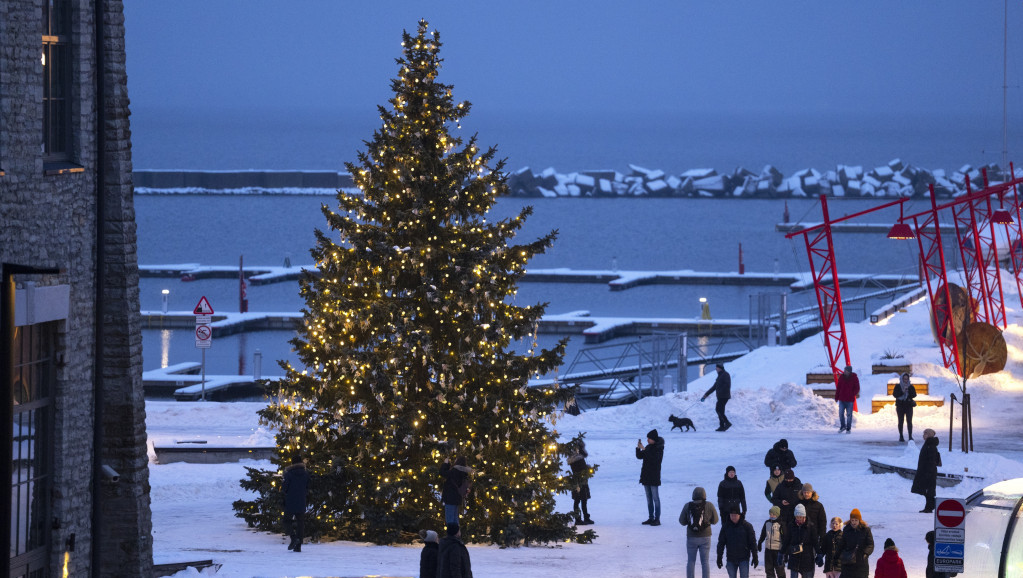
[934,497,966,574]
[193,296,214,401]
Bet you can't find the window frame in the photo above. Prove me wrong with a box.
[42,0,75,168]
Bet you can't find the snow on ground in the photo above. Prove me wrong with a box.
[149,292,1023,577]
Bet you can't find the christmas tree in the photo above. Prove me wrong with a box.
[233,20,590,546]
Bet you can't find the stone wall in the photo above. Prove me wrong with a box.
[0,1,152,576]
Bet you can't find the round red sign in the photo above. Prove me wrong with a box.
[935,499,965,528]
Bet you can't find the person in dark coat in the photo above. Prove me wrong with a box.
[838,509,874,578]
[764,439,797,472]
[764,464,785,504]
[437,523,472,578]
[771,468,802,528]
[797,482,828,544]
[418,529,439,578]
[681,486,720,578]
[780,504,822,578]
[439,456,472,525]
[892,372,917,441]
[835,365,860,433]
[701,363,733,431]
[717,506,759,577]
[717,465,748,521]
[567,440,593,525]
[282,455,310,552]
[822,516,844,578]
[925,530,955,578]
[911,428,942,513]
[636,429,665,525]
[757,505,786,578]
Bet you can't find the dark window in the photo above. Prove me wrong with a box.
[9,322,55,577]
[42,0,72,164]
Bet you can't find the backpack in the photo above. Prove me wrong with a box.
[458,476,471,498]
[685,501,708,533]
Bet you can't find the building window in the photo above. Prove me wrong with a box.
[9,322,55,578]
[42,0,72,164]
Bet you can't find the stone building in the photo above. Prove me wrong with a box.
[1,0,153,576]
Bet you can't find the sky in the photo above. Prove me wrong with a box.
[124,1,1022,118]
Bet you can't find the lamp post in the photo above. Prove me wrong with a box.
[161,289,169,314]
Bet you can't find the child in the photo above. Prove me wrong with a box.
[822,516,843,578]
[757,505,785,578]
[418,529,439,578]
[567,440,593,525]
[875,538,908,578]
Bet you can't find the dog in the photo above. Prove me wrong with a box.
[669,414,696,432]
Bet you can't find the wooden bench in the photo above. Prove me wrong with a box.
[806,371,835,385]
[872,362,912,375]
[871,376,944,412]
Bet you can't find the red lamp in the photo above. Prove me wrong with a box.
[887,202,916,240]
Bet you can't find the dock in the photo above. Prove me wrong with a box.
[143,362,282,400]
[141,263,913,291]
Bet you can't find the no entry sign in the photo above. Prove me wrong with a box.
[935,498,966,528]
[934,497,966,574]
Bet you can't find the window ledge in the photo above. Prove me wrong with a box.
[43,162,85,176]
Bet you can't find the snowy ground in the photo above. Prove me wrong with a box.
[149,291,1023,577]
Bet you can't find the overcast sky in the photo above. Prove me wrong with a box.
[124,2,1021,119]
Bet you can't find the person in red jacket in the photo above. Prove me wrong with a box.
[874,538,907,578]
[834,365,860,433]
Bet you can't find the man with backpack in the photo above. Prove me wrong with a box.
[680,486,720,578]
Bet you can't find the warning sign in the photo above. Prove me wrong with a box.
[195,324,212,349]
[193,296,215,315]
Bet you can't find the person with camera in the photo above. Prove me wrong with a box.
[780,503,823,578]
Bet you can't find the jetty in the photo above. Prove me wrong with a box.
[143,362,282,401]
[140,263,913,291]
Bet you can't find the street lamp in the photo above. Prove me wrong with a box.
[887,202,916,240]
[161,289,169,314]
[699,297,711,320]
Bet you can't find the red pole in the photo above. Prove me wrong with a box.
[821,196,852,371]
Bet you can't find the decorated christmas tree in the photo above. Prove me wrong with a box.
[233,20,589,546]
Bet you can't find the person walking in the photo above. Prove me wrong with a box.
[636,429,665,525]
[765,464,785,504]
[892,373,917,441]
[797,482,828,541]
[567,440,594,525]
[780,503,822,578]
[717,506,759,578]
[764,439,798,472]
[757,505,786,578]
[838,509,874,578]
[821,517,844,578]
[874,538,907,578]
[718,465,748,521]
[911,428,942,513]
[925,530,954,578]
[680,486,720,578]
[835,365,860,433]
[418,529,440,578]
[701,363,733,431]
[282,455,310,552]
[771,468,803,528]
[437,523,473,578]
[439,456,472,525]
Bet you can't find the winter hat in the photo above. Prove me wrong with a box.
[771,464,783,474]
[779,439,788,450]
[794,504,807,518]
[784,468,795,480]
[849,508,862,522]
[884,538,897,551]
[801,482,813,493]
[716,363,725,370]
[844,365,853,371]
[923,428,936,440]
[692,487,707,500]
[726,465,736,475]
[769,506,781,517]
[647,429,659,440]
[419,529,439,544]
[446,523,460,537]
[730,505,741,515]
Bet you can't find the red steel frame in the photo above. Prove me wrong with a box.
[948,176,992,324]
[1008,163,1023,311]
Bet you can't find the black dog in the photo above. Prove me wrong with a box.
[669,414,696,432]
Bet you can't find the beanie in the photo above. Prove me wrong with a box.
[730,505,741,515]
[726,465,736,474]
[419,529,439,544]
[647,429,658,440]
[784,468,795,480]
[769,506,781,517]
[794,504,807,517]
[716,363,725,370]
[779,439,788,450]
[884,538,897,551]
[446,523,459,537]
[849,508,862,522]
[801,482,813,493]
